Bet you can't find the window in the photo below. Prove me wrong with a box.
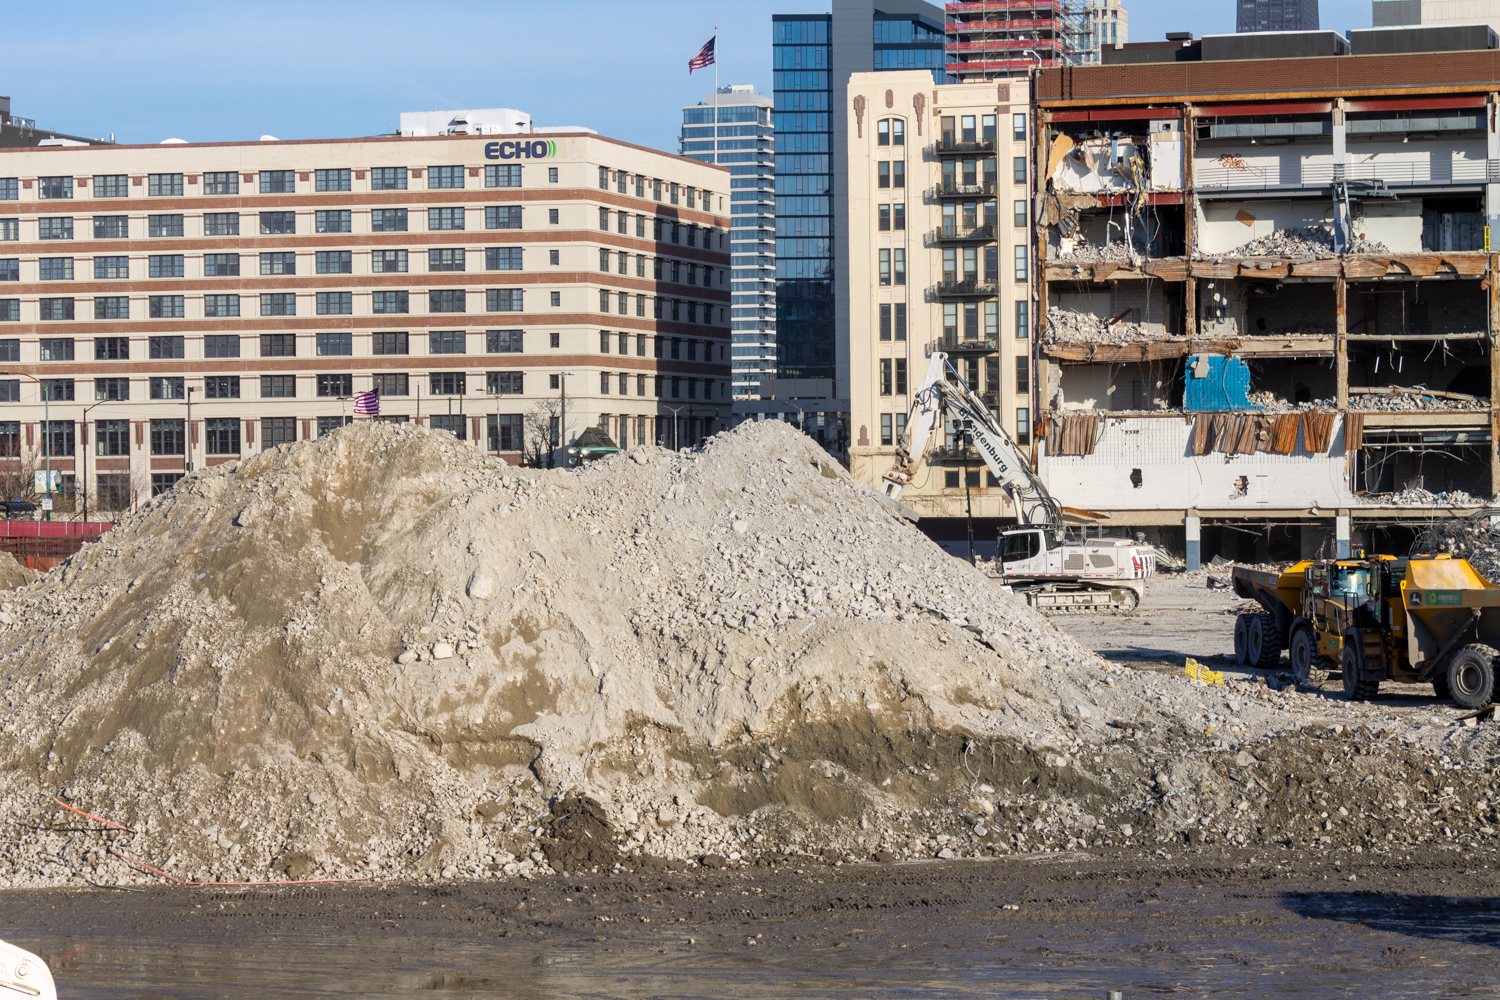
[548,208,560,225]
[1016,355,1030,394]
[1014,245,1028,281]
[0,220,13,241]
[204,334,239,358]
[203,172,239,195]
[204,253,240,276]
[260,170,294,194]
[1016,407,1031,446]
[39,298,74,321]
[39,258,73,281]
[429,207,465,231]
[428,165,465,189]
[203,294,240,317]
[43,419,75,457]
[39,176,73,199]
[0,340,14,363]
[487,371,523,394]
[429,330,466,354]
[598,330,610,353]
[205,417,240,454]
[486,206,522,229]
[549,166,560,184]
[370,167,407,191]
[1013,156,1027,184]
[429,289,466,313]
[38,217,73,240]
[598,207,609,231]
[316,332,352,356]
[894,248,905,286]
[93,216,129,239]
[151,472,184,495]
[150,294,186,318]
[203,212,239,236]
[316,250,352,274]
[149,376,185,400]
[260,334,296,357]
[879,249,890,286]
[549,291,560,306]
[1015,300,1029,339]
[429,248,466,271]
[485,247,523,271]
[149,173,184,197]
[261,293,295,316]
[373,373,408,395]
[488,288,524,312]
[94,296,129,320]
[0,300,17,322]
[0,259,14,284]
[881,412,893,446]
[96,420,130,456]
[315,168,351,192]
[372,208,408,232]
[94,337,129,361]
[877,162,890,189]
[430,413,466,440]
[880,358,892,396]
[486,329,522,353]
[262,417,296,449]
[1013,112,1027,141]
[316,373,353,397]
[95,376,129,401]
[877,119,890,146]
[41,378,75,402]
[878,204,890,232]
[95,255,129,279]
[204,375,239,399]
[145,336,183,360]
[598,166,609,190]
[372,290,409,313]
[148,213,184,238]
[371,249,407,273]
[148,254,184,278]
[599,289,610,312]
[260,211,295,235]
[316,210,351,233]
[879,303,892,341]
[1014,199,1027,228]
[894,359,908,395]
[430,372,466,395]
[0,179,13,202]
[261,375,296,398]
[486,164,522,187]
[984,301,999,339]
[600,371,610,394]
[318,416,352,437]
[598,248,610,272]
[489,413,523,452]
[372,332,409,356]
[550,331,561,348]
[260,251,295,275]
[316,291,352,315]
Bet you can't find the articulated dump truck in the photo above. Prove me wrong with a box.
[1231,555,1500,709]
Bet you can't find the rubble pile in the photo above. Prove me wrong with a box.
[1350,390,1488,412]
[1206,226,1390,259]
[1365,486,1490,508]
[1412,515,1500,581]
[1246,392,1337,412]
[0,420,1223,888]
[1052,240,1145,264]
[1044,306,1158,345]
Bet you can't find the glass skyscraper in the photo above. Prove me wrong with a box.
[773,1,949,386]
[680,85,776,401]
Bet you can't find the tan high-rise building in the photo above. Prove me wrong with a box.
[0,122,731,512]
[845,72,1032,520]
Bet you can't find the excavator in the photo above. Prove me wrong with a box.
[0,937,56,999]
[882,353,1155,611]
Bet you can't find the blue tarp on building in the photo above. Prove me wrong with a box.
[1184,354,1255,411]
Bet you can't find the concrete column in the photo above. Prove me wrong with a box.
[1487,93,1499,248]
[1335,271,1348,410]
[1332,99,1349,253]
[1185,514,1201,571]
[1183,104,1198,337]
[1336,513,1351,560]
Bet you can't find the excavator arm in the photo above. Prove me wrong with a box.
[881,352,1064,534]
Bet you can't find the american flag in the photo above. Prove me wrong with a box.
[689,36,715,74]
[353,390,380,415]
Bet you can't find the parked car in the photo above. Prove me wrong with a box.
[0,499,37,517]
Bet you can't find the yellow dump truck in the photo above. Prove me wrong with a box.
[1231,555,1499,708]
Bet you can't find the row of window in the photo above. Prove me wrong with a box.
[595,251,721,286]
[938,245,1030,283]
[5,330,545,362]
[596,168,711,210]
[13,246,609,279]
[5,166,532,202]
[941,301,1033,340]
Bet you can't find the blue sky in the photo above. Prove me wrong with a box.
[2,1,1374,154]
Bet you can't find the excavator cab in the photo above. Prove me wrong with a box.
[998,527,1049,576]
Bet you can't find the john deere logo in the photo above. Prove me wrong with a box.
[485,140,556,160]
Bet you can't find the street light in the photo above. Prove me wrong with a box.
[1,372,50,520]
[80,398,110,524]
[557,371,574,468]
[663,404,689,452]
[957,418,977,566]
[184,385,197,473]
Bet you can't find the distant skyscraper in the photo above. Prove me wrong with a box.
[1374,0,1500,33]
[680,86,775,402]
[946,0,1095,78]
[1237,0,1320,31]
[772,0,948,392]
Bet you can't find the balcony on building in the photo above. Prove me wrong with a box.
[933,222,996,243]
[935,275,998,297]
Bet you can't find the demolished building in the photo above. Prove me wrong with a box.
[1033,26,1500,566]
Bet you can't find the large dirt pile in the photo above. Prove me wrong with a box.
[0,422,1303,887]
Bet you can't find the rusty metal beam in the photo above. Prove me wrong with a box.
[1491,253,1500,497]
[1040,86,1500,111]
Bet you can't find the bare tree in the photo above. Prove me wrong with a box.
[0,443,41,506]
[523,398,561,469]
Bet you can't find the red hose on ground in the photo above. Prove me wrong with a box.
[50,797,407,888]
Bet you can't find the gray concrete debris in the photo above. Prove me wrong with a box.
[1052,240,1148,264]
[1349,390,1488,412]
[1044,306,1156,345]
[1412,516,1500,580]
[1202,226,1391,260]
[1362,486,1492,508]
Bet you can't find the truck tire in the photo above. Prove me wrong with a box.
[1289,626,1326,686]
[1447,644,1498,710]
[1233,613,1254,666]
[1248,612,1282,669]
[1342,642,1379,701]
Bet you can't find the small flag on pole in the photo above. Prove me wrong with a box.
[353,390,380,415]
[689,36,715,74]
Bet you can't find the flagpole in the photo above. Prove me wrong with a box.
[714,25,719,146]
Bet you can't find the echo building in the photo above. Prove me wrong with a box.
[0,117,731,511]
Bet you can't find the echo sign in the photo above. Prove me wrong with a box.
[485,140,557,160]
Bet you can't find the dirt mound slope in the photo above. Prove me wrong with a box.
[0,421,1244,886]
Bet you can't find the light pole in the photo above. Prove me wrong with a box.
[80,398,108,523]
[663,404,688,452]
[785,401,807,434]
[184,385,196,473]
[558,371,574,467]
[958,418,977,566]
[2,372,50,519]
